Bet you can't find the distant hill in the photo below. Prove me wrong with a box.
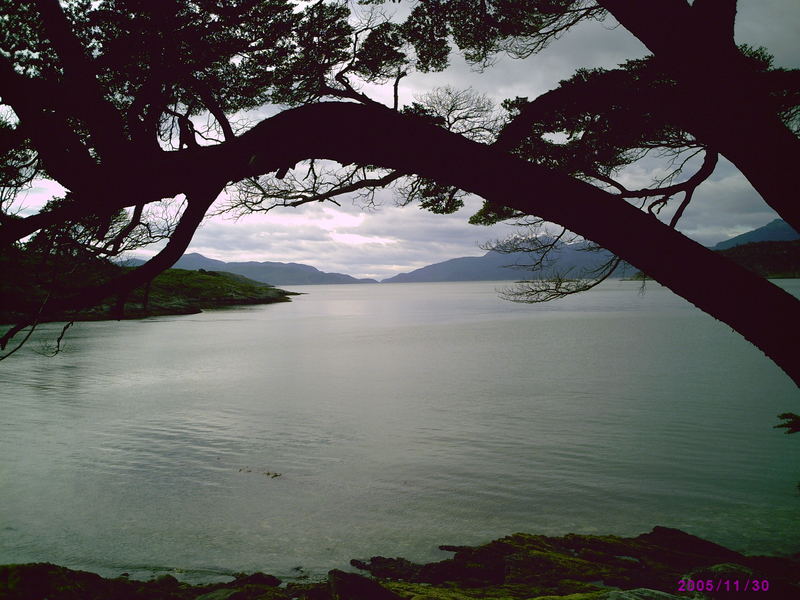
[381,245,632,283]
[383,221,800,284]
[126,253,378,285]
[713,219,799,250]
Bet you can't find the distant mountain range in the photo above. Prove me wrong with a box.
[382,243,629,283]
[125,253,377,285]
[712,219,799,250]
[384,219,800,283]
[123,219,798,285]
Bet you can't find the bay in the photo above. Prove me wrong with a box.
[0,280,798,582]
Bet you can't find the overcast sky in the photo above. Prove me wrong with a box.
[24,1,800,280]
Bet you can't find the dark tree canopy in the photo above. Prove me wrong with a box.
[0,0,799,386]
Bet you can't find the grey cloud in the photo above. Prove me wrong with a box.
[396,1,799,110]
[676,165,780,246]
[736,0,800,67]
[399,14,648,107]
[186,195,518,280]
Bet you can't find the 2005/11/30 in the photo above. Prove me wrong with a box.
[677,579,770,592]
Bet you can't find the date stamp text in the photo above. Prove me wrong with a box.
[678,578,770,593]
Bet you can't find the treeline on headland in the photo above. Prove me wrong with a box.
[716,240,800,278]
[630,240,800,280]
[111,268,296,318]
[0,245,295,325]
[1,527,798,599]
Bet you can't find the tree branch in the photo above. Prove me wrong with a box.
[623,150,718,199]
[221,102,799,384]
[190,76,236,141]
[34,0,127,158]
[234,168,404,213]
[0,55,97,189]
[597,0,800,232]
[1,187,220,346]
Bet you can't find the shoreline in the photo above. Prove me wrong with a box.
[3,527,798,599]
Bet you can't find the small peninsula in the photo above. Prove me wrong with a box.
[103,268,296,319]
[0,262,295,325]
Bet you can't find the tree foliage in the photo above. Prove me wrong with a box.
[0,0,799,386]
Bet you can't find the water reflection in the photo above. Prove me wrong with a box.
[1,281,798,581]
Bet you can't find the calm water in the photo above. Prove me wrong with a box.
[1,280,798,582]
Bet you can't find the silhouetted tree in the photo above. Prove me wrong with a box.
[0,0,798,386]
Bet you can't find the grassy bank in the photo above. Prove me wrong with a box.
[112,268,296,319]
[0,264,296,324]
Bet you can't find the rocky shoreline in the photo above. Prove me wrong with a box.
[2,527,797,599]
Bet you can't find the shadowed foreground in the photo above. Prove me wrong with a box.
[1,527,797,599]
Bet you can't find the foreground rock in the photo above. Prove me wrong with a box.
[1,527,797,599]
[352,526,799,599]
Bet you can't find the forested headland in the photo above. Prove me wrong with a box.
[0,249,293,324]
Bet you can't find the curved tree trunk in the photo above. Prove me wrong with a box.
[4,102,798,384]
[221,103,799,384]
[598,0,800,232]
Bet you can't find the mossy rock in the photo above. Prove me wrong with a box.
[3,528,798,600]
[529,593,608,600]
[382,580,537,599]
